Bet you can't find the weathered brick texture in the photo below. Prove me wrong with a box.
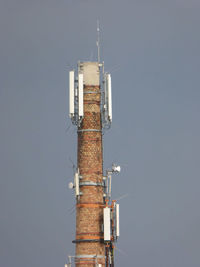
[75,81,105,267]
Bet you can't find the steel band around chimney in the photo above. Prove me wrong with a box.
[79,181,104,187]
[77,129,102,133]
[72,239,103,243]
[75,255,105,259]
[84,91,101,94]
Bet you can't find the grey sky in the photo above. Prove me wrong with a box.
[0,0,200,266]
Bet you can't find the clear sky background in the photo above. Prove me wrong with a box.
[0,0,200,266]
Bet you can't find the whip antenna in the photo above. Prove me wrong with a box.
[96,20,100,62]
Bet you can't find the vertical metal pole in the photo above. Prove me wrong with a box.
[109,173,112,200]
[97,20,100,62]
[106,246,108,267]
[95,255,98,267]
[68,256,72,267]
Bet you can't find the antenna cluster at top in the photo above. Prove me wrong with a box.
[69,64,112,128]
[68,22,112,128]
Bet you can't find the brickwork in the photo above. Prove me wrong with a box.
[75,81,105,266]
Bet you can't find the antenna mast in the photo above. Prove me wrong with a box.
[97,20,100,62]
[67,25,121,267]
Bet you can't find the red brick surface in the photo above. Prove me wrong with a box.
[75,85,105,266]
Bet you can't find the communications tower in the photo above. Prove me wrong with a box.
[66,33,120,267]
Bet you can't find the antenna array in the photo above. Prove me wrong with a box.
[69,64,112,129]
[69,68,84,126]
[67,24,120,267]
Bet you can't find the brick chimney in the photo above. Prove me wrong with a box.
[74,62,105,266]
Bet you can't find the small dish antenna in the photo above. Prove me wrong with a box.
[68,182,74,189]
[112,164,121,173]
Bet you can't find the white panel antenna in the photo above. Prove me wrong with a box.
[104,74,108,115]
[69,71,75,118]
[74,172,80,196]
[107,74,112,122]
[102,73,112,128]
[103,207,111,241]
[115,204,120,237]
[78,73,84,118]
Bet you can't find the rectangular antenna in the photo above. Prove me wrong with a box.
[78,73,84,118]
[103,207,111,241]
[104,73,108,114]
[69,71,74,118]
[75,172,79,196]
[107,74,112,122]
[116,204,120,237]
